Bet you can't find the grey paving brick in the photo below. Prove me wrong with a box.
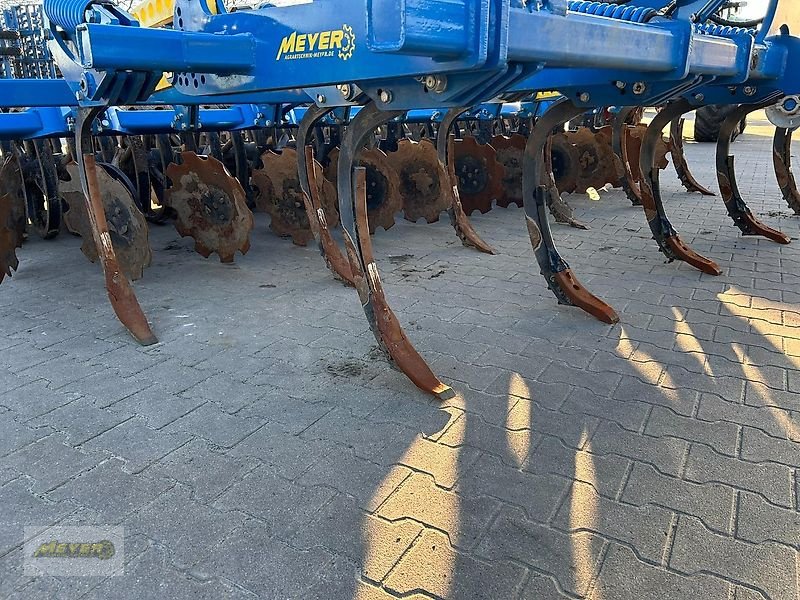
[740,426,800,467]
[193,520,334,598]
[589,543,731,600]
[300,406,417,460]
[27,395,134,446]
[47,459,173,523]
[560,385,651,431]
[736,491,800,548]
[0,420,48,457]
[614,374,699,416]
[89,538,260,600]
[698,393,800,442]
[293,493,422,580]
[213,465,336,539]
[0,478,77,553]
[58,370,153,408]
[181,374,264,413]
[670,515,795,600]
[645,406,740,456]
[523,435,631,500]
[145,438,260,502]
[385,529,528,599]
[2,433,101,493]
[234,393,334,434]
[83,417,192,473]
[539,361,622,397]
[590,421,688,476]
[684,443,793,508]
[622,462,735,534]
[553,480,673,563]
[746,380,800,412]
[475,506,605,598]
[114,385,206,429]
[457,453,570,524]
[128,485,247,568]
[2,379,82,422]
[165,402,262,448]
[229,421,330,480]
[298,449,393,507]
[377,434,481,490]
[377,472,499,551]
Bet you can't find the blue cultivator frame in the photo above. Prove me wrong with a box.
[1,0,799,398]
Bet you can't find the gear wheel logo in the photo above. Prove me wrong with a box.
[338,24,355,60]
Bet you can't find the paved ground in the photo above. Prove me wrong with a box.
[1,127,799,599]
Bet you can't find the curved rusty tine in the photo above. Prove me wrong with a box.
[297,105,355,285]
[523,99,619,324]
[305,146,355,285]
[75,107,157,345]
[338,102,454,399]
[639,100,722,275]
[773,127,800,215]
[612,106,644,206]
[436,108,495,254]
[716,101,790,245]
[669,116,715,195]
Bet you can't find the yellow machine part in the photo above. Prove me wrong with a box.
[131,0,219,29]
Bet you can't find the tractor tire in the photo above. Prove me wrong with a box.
[0,46,20,57]
[694,104,746,143]
[0,30,19,41]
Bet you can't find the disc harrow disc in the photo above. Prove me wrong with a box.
[326,147,402,233]
[567,127,624,193]
[492,134,526,208]
[625,123,669,182]
[253,147,338,246]
[452,136,504,215]
[386,138,449,224]
[0,155,27,283]
[61,161,152,281]
[165,151,254,262]
[549,132,580,194]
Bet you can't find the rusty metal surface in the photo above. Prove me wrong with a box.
[0,155,26,283]
[550,126,634,197]
[254,148,338,246]
[773,127,800,214]
[165,151,254,262]
[452,135,504,214]
[549,132,579,194]
[387,138,450,223]
[61,161,152,281]
[669,118,715,196]
[491,134,526,208]
[665,235,724,275]
[553,269,619,324]
[345,167,453,399]
[555,127,625,194]
[328,147,402,233]
[625,124,669,180]
[543,137,588,230]
[304,146,354,286]
[443,136,495,254]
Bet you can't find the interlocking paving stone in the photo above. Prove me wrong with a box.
[684,443,794,508]
[670,515,796,600]
[588,543,731,600]
[2,132,800,598]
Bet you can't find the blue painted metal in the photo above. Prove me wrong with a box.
[0,0,796,142]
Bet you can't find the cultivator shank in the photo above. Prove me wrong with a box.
[0,0,797,396]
